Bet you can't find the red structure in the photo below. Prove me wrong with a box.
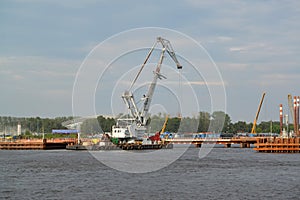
[280,104,283,136]
[296,96,300,136]
[294,97,297,134]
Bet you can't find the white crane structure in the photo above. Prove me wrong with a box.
[111,37,182,141]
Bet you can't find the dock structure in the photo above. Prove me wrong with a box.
[254,137,300,153]
[5,137,300,151]
[0,139,76,150]
[164,137,257,148]
[254,95,300,153]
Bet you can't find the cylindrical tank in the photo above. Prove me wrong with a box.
[17,124,21,136]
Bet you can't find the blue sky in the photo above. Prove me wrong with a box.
[1,0,300,122]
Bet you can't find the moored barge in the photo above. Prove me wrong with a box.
[0,139,75,150]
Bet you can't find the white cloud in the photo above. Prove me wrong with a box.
[0,56,78,77]
[187,81,227,86]
[12,74,24,80]
[216,36,233,42]
[229,43,266,53]
[259,73,299,86]
[220,63,248,70]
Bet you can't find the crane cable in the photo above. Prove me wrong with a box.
[129,41,157,91]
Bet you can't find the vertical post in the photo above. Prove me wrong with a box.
[297,96,300,136]
[294,97,297,135]
[280,104,283,136]
[285,114,289,136]
[42,126,44,140]
[17,123,21,136]
[77,132,81,144]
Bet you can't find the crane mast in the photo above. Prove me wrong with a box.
[141,46,166,125]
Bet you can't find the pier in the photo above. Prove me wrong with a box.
[0,139,76,150]
[254,137,300,153]
[5,137,298,151]
[164,137,257,148]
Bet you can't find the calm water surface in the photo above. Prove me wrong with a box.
[1,148,300,200]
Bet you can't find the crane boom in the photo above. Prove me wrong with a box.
[288,94,295,129]
[161,115,169,134]
[251,92,266,134]
[288,94,294,116]
[140,46,166,125]
[140,37,182,125]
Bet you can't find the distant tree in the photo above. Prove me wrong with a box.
[148,114,165,133]
[231,121,248,133]
[270,121,280,134]
[24,130,31,136]
[198,112,210,132]
[210,111,231,133]
[97,115,115,132]
[0,115,285,135]
[166,117,181,132]
[80,118,102,135]
[178,116,198,133]
[257,121,272,133]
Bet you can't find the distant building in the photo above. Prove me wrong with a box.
[61,115,114,130]
[52,129,79,134]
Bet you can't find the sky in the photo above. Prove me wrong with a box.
[1,0,300,122]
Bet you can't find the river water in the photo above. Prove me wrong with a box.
[1,147,300,200]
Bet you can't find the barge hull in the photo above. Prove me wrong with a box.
[66,143,173,151]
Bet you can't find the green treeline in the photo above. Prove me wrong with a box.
[0,112,286,135]
[147,111,282,134]
[0,116,73,134]
[80,116,115,134]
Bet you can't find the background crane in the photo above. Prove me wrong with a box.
[251,92,266,134]
[288,94,295,133]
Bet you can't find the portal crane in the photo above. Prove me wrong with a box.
[122,37,182,127]
[114,37,182,140]
[251,92,266,134]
